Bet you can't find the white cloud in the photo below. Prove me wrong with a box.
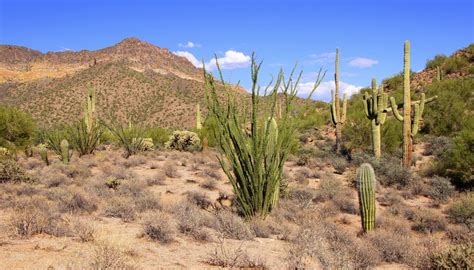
[173,50,251,71]
[173,51,201,67]
[348,57,379,68]
[178,41,201,48]
[206,50,251,70]
[308,52,336,64]
[297,80,363,102]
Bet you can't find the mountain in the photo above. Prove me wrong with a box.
[0,38,246,128]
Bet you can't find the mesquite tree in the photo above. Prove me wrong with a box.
[205,54,324,218]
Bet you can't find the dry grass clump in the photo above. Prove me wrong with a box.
[314,176,342,202]
[445,225,474,244]
[163,161,180,178]
[101,164,135,180]
[428,175,455,204]
[122,155,147,168]
[73,219,96,242]
[200,179,217,190]
[212,210,254,240]
[117,179,147,197]
[23,157,44,170]
[206,238,268,269]
[145,171,166,186]
[104,196,137,222]
[0,159,33,183]
[186,191,212,209]
[90,240,135,270]
[410,209,447,233]
[288,188,317,208]
[430,244,474,269]
[332,191,357,214]
[201,168,221,181]
[142,211,176,243]
[134,191,162,213]
[249,219,272,238]
[447,193,474,229]
[9,195,69,238]
[174,202,212,241]
[46,187,98,214]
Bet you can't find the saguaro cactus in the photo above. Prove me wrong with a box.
[330,49,347,152]
[39,144,49,166]
[266,117,280,206]
[196,103,202,130]
[389,41,437,168]
[84,87,96,133]
[60,139,72,165]
[357,163,376,233]
[363,79,388,160]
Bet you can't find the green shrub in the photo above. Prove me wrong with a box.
[447,194,474,229]
[0,106,36,152]
[165,130,201,152]
[144,127,170,148]
[107,123,147,158]
[426,54,448,70]
[431,244,473,269]
[67,120,102,156]
[428,176,455,203]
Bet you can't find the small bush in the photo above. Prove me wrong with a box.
[411,210,447,233]
[0,159,32,183]
[165,130,201,152]
[367,229,420,266]
[90,240,133,270]
[214,211,253,240]
[50,187,98,214]
[163,161,180,178]
[200,179,217,190]
[143,212,175,243]
[206,238,267,268]
[107,123,147,158]
[447,194,474,229]
[174,203,211,241]
[187,191,212,209]
[0,106,36,151]
[73,219,95,242]
[104,197,137,222]
[431,244,474,269]
[315,176,342,202]
[134,192,162,212]
[331,156,349,174]
[428,176,455,203]
[145,172,166,186]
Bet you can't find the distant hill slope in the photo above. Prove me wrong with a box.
[0,38,248,128]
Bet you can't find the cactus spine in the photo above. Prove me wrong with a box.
[39,144,49,166]
[363,79,388,159]
[60,139,71,165]
[388,41,437,168]
[196,103,202,130]
[330,48,347,152]
[357,163,376,232]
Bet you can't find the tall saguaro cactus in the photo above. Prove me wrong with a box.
[330,49,347,152]
[363,78,388,159]
[196,103,202,130]
[357,163,376,233]
[389,41,437,168]
[84,87,96,133]
[60,139,72,165]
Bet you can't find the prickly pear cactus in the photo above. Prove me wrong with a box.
[356,163,376,232]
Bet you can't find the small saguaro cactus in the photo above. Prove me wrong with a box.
[436,66,442,81]
[196,103,202,130]
[84,87,96,133]
[330,48,347,153]
[38,144,49,166]
[265,117,280,206]
[357,163,376,233]
[363,78,388,160]
[388,41,438,168]
[60,139,72,165]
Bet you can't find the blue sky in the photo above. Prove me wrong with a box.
[1,0,473,101]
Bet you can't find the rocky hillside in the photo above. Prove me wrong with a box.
[0,38,247,128]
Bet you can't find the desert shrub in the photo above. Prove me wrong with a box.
[288,188,316,207]
[367,229,421,266]
[163,161,180,178]
[67,120,102,156]
[333,192,357,214]
[0,106,36,151]
[423,135,451,156]
[90,240,133,270]
[200,179,217,190]
[107,123,147,158]
[446,225,474,244]
[330,156,349,174]
[187,191,212,209]
[202,167,221,180]
[134,192,162,212]
[426,54,448,69]
[9,196,68,237]
[431,244,474,269]
[428,175,455,203]
[104,197,137,222]
[144,127,170,148]
[375,156,412,188]
[0,159,32,183]
[174,202,211,241]
[121,154,147,168]
[145,172,166,186]
[165,130,201,152]
[314,176,342,202]
[447,194,474,229]
[411,209,447,233]
[250,219,271,238]
[214,210,253,240]
[117,179,147,197]
[142,211,175,243]
[48,187,98,214]
[206,238,268,268]
[73,219,95,242]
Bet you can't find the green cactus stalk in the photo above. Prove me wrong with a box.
[330,48,347,153]
[436,66,442,81]
[196,103,202,130]
[363,78,388,160]
[39,144,49,166]
[266,117,280,207]
[388,41,438,168]
[357,163,376,232]
[84,87,96,133]
[60,139,71,165]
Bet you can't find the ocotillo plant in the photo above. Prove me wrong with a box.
[363,78,388,160]
[205,54,325,218]
[357,163,376,232]
[60,139,72,165]
[330,49,347,153]
[196,103,202,130]
[389,41,438,168]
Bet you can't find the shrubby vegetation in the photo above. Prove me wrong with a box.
[0,106,36,152]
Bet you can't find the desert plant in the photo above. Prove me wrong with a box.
[165,130,201,152]
[329,49,347,153]
[204,54,324,218]
[431,244,473,269]
[38,144,49,166]
[60,139,72,165]
[0,105,36,152]
[357,163,376,232]
[107,122,146,158]
[196,103,203,130]
[428,176,455,203]
[447,194,474,229]
[0,159,32,183]
[362,79,388,159]
[388,41,438,168]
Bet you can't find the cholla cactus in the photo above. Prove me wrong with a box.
[165,130,201,152]
[330,49,348,152]
[0,147,9,157]
[363,78,388,159]
[142,138,154,151]
[357,163,376,232]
